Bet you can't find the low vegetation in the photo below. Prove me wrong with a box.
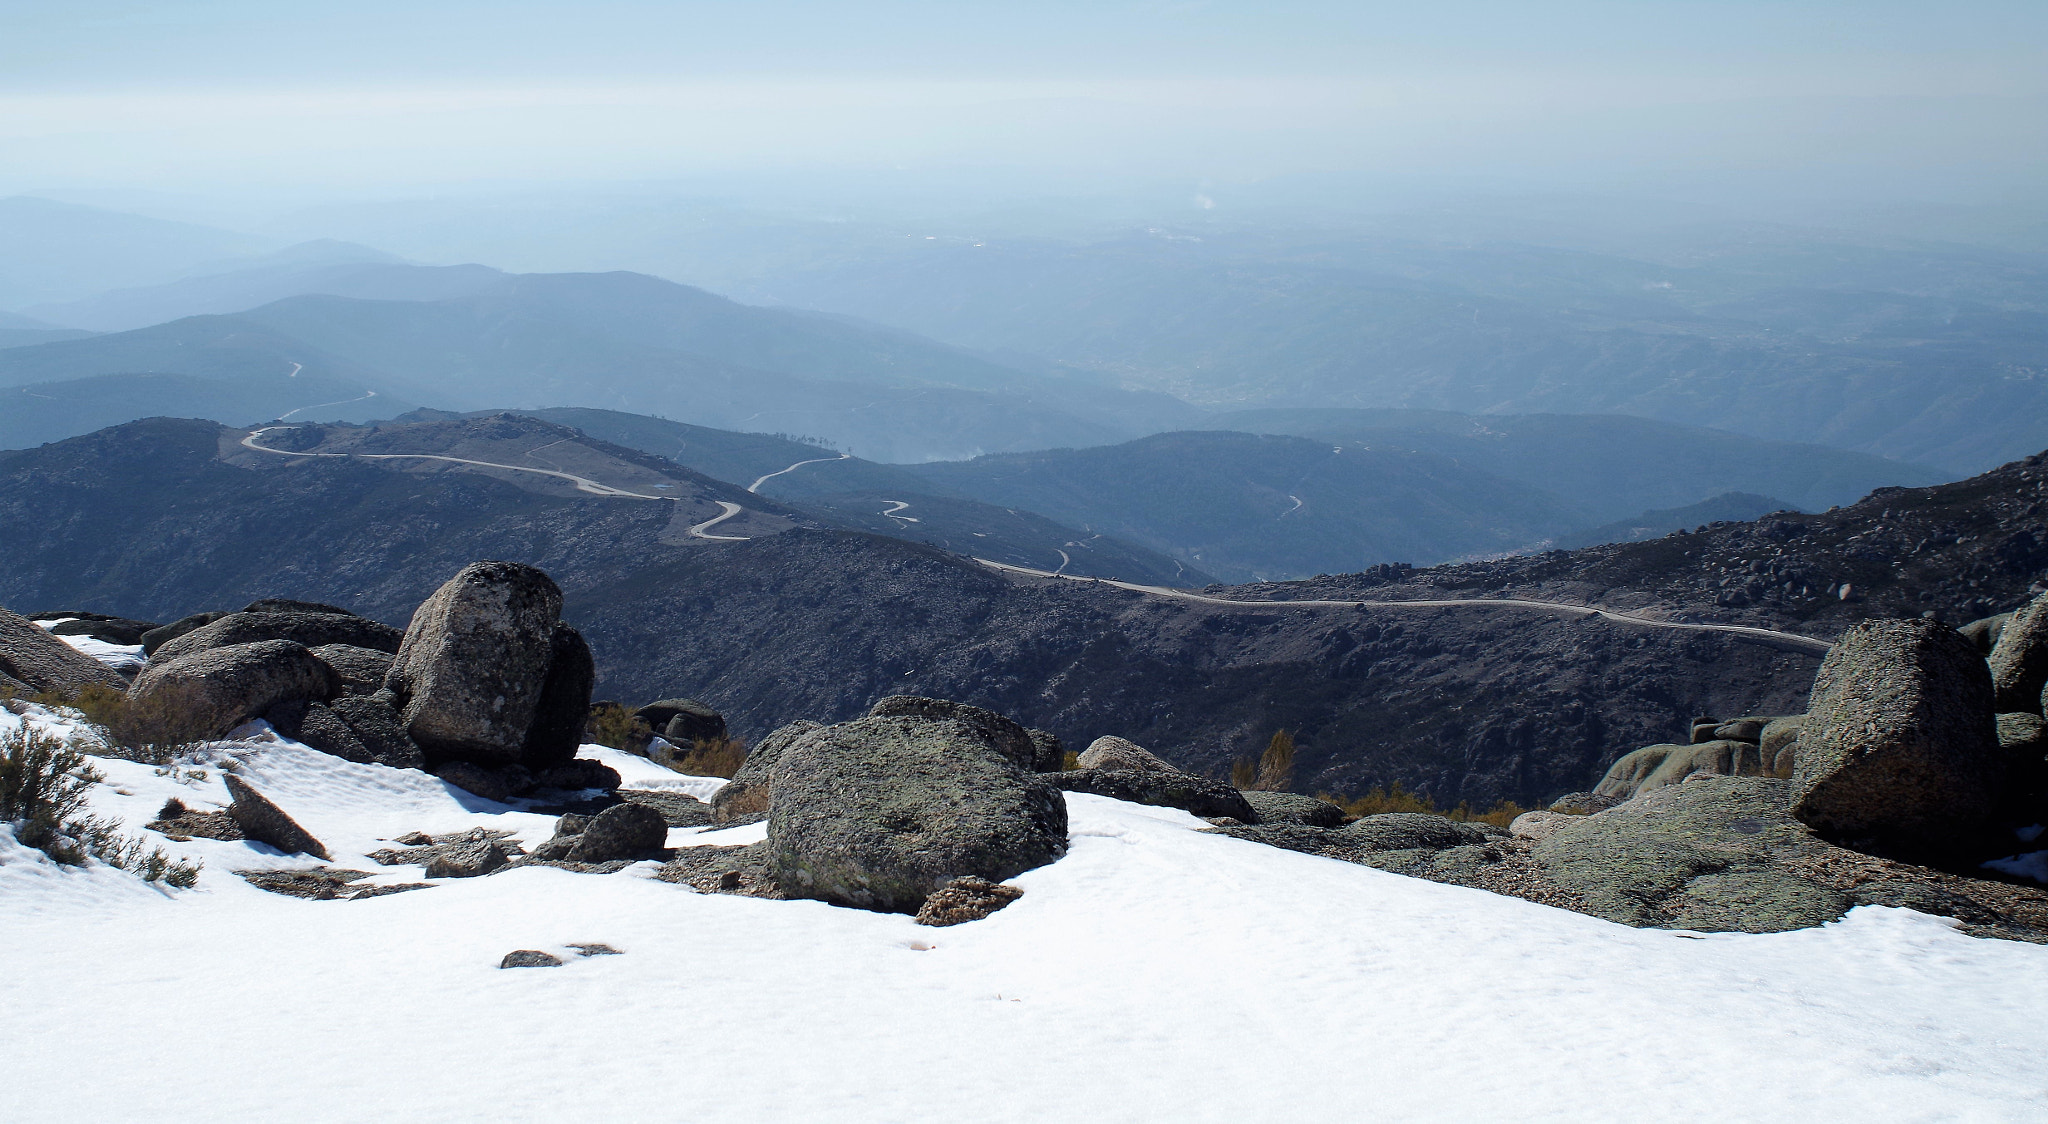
[30,682,212,765]
[0,722,200,886]
[585,702,649,753]
[1232,730,1296,792]
[660,737,748,779]
[1319,781,1528,830]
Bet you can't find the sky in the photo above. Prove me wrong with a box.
[2,1,2045,205]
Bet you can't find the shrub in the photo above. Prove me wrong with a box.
[1,723,201,887]
[36,682,213,765]
[586,703,652,753]
[1318,781,1528,829]
[1232,729,1296,792]
[663,736,748,779]
[1060,750,1080,770]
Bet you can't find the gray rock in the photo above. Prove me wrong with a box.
[615,789,713,826]
[1710,716,1773,743]
[710,719,822,824]
[1989,593,2048,714]
[1594,740,1768,801]
[224,774,332,860]
[499,950,562,968]
[914,876,1024,926]
[151,610,404,665]
[1344,813,1487,851]
[1998,711,2048,761]
[768,715,1068,912]
[128,639,339,739]
[1240,790,1347,827]
[1509,810,1575,841]
[310,644,395,696]
[328,694,425,770]
[1075,735,1181,774]
[425,837,511,877]
[383,561,565,767]
[531,758,622,792]
[1206,823,1363,862]
[433,760,533,803]
[1530,777,1852,933]
[47,617,158,645]
[1046,768,1257,821]
[1026,729,1065,772]
[294,701,374,763]
[0,606,131,696]
[1760,716,1805,776]
[1547,791,1625,814]
[658,842,787,898]
[1794,617,2003,852]
[635,698,727,745]
[522,623,594,770]
[865,696,1037,770]
[243,598,360,617]
[1960,612,2014,655]
[567,802,670,863]
[139,612,228,656]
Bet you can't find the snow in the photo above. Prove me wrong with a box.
[32,617,146,673]
[5,703,2048,1122]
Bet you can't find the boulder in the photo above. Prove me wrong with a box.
[1793,617,2004,853]
[566,802,670,863]
[914,876,1024,926]
[615,789,713,826]
[658,843,787,898]
[522,623,594,770]
[1344,813,1488,851]
[139,612,229,656]
[433,760,533,804]
[151,611,404,664]
[1026,729,1065,772]
[710,719,822,824]
[1989,593,2048,714]
[310,644,395,696]
[242,598,360,617]
[866,696,1037,771]
[1960,612,2014,655]
[1710,717,1773,743]
[634,698,727,745]
[294,701,374,764]
[425,837,511,878]
[1075,735,1181,774]
[46,616,158,645]
[532,758,622,792]
[383,561,565,767]
[0,606,130,696]
[1760,716,1805,776]
[1997,711,2048,762]
[1205,822,1366,862]
[328,694,425,770]
[128,640,339,739]
[768,715,1068,912]
[1508,810,1574,841]
[1047,769,1257,821]
[499,950,562,969]
[1594,741,1768,801]
[1240,790,1347,827]
[224,774,332,860]
[1547,791,1624,815]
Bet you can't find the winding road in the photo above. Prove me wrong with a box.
[748,453,850,493]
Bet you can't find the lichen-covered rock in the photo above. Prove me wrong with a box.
[768,714,1067,912]
[1345,813,1488,852]
[0,606,130,696]
[139,612,229,656]
[914,876,1024,926]
[383,561,564,767]
[1240,790,1347,827]
[710,719,822,825]
[1960,612,2014,655]
[567,802,670,863]
[1594,740,1768,801]
[1760,716,1805,775]
[294,701,373,763]
[1710,717,1774,743]
[1991,595,2048,714]
[865,696,1037,771]
[328,693,425,770]
[1075,735,1180,774]
[150,610,403,665]
[614,789,712,826]
[225,774,332,860]
[128,639,339,739]
[532,758,622,792]
[425,837,511,878]
[1794,617,2003,852]
[1046,768,1257,821]
[522,623,594,770]
[1026,729,1065,772]
[500,950,562,968]
[1509,810,1574,841]
[657,842,786,898]
[310,644,395,696]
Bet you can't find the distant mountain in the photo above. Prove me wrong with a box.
[1199,408,1943,519]
[25,256,500,333]
[1552,492,1793,550]
[0,196,272,308]
[0,270,1194,462]
[899,431,1582,582]
[1,373,410,451]
[0,310,93,350]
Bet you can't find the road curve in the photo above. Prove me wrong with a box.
[689,501,749,542]
[975,558,1834,655]
[749,453,850,493]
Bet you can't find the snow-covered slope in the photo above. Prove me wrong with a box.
[5,705,2047,1122]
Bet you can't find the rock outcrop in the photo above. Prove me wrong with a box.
[865,696,1038,770]
[1048,768,1258,821]
[0,606,130,696]
[1594,740,1768,801]
[1075,735,1180,774]
[710,719,822,825]
[150,610,403,665]
[310,644,395,696]
[1240,790,1347,827]
[128,640,339,739]
[1988,593,2048,714]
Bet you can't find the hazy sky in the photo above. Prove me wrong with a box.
[3,1,2044,201]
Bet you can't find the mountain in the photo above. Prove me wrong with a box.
[898,431,1583,581]
[0,309,93,350]
[24,256,501,333]
[1197,408,1942,519]
[0,196,272,308]
[750,227,2048,473]
[0,270,1195,462]
[1554,492,1793,550]
[1,373,410,451]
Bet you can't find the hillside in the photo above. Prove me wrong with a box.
[0,195,271,308]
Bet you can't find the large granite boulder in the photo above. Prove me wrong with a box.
[382,561,564,768]
[1026,729,1065,772]
[310,644,395,696]
[866,696,1037,770]
[139,612,229,656]
[1345,813,1488,851]
[328,693,425,770]
[127,640,339,739]
[1240,790,1347,827]
[710,719,822,824]
[150,610,403,665]
[1594,740,1767,801]
[1793,617,2003,853]
[1046,769,1257,821]
[1989,593,2048,714]
[635,698,727,745]
[1075,735,1180,774]
[767,714,1068,912]
[1759,716,1805,776]
[566,802,670,863]
[522,623,594,770]
[0,606,130,696]
[1960,612,2014,655]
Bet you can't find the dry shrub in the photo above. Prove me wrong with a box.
[1232,730,1296,791]
[41,682,213,765]
[664,737,748,779]
[585,702,652,753]
[0,723,199,886]
[1319,780,1528,830]
[1060,750,1080,770]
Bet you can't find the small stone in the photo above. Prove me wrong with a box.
[499,950,563,968]
[914,876,1024,927]
[424,838,510,878]
[224,774,331,860]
